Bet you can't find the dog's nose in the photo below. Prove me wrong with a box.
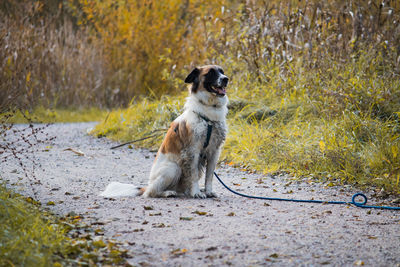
[222,77,229,86]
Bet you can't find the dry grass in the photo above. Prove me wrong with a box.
[2,0,399,108]
[1,0,106,109]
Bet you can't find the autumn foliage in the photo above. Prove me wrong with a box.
[2,0,399,107]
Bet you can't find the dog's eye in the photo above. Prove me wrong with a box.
[218,68,224,74]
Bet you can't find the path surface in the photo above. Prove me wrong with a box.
[2,123,400,266]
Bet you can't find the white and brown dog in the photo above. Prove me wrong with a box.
[100,65,229,198]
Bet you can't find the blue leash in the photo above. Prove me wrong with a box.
[214,172,400,210]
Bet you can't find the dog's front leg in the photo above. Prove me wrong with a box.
[204,149,220,198]
[186,153,206,199]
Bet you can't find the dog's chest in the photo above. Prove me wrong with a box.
[192,119,226,155]
[205,121,226,149]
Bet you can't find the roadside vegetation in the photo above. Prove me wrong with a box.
[0,183,130,266]
[8,107,107,123]
[0,183,67,266]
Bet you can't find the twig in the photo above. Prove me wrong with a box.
[110,133,162,149]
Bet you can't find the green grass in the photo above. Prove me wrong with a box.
[91,53,400,195]
[0,183,131,266]
[7,106,108,123]
[0,184,69,266]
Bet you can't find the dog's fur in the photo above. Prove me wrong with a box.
[100,65,229,198]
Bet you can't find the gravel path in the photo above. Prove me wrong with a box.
[2,123,400,266]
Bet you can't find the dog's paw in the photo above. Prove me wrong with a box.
[205,191,218,198]
[193,191,207,199]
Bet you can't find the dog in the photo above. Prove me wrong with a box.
[100,65,229,198]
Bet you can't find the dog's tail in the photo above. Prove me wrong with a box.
[99,182,146,198]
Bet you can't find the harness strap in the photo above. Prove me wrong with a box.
[194,112,213,149]
[204,124,213,148]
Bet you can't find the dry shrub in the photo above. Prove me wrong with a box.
[70,0,225,101]
[212,0,400,77]
[1,0,400,107]
[0,0,106,109]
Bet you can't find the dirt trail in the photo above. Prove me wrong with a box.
[2,123,399,266]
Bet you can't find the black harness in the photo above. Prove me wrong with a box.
[195,112,213,149]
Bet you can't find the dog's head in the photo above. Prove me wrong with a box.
[184,65,229,97]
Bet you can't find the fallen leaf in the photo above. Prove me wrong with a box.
[171,248,188,256]
[233,183,241,186]
[269,253,279,258]
[193,211,207,216]
[144,206,154,210]
[94,229,104,234]
[91,221,106,225]
[354,260,364,266]
[227,212,235,216]
[46,201,55,206]
[92,239,107,248]
[180,217,193,221]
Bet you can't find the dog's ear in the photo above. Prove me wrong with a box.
[184,68,200,83]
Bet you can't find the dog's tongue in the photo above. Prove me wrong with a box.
[216,87,226,95]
